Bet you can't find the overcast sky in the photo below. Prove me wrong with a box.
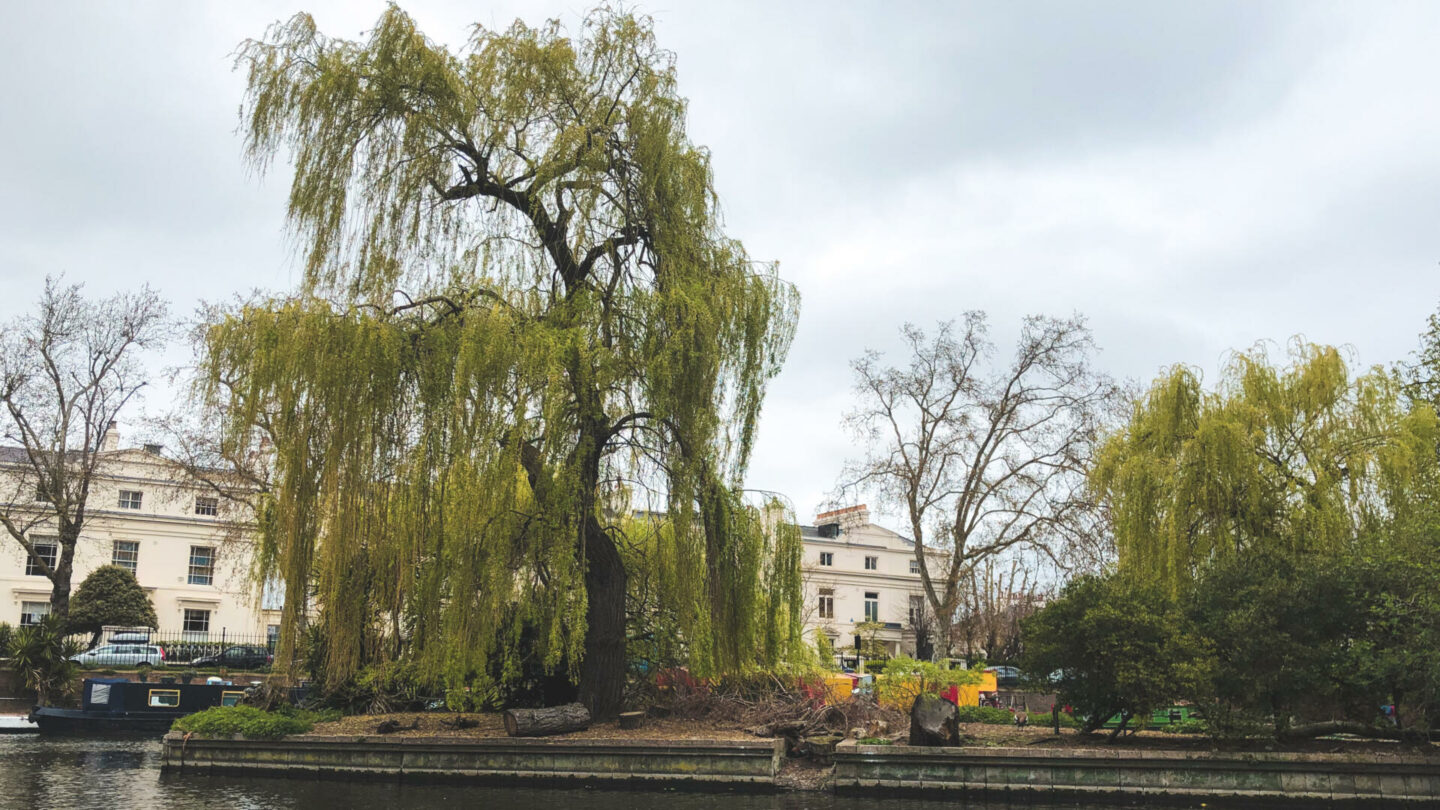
[3,1,1438,528]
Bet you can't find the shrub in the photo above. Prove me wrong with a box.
[1160,717,1208,735]
[9,617,83,705]
[0,622,13,656]
[953,706,1016,725]
[172,705,338,739]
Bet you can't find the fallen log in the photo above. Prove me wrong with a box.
[504,703,592,737]
[1278,720,1401,742]
[747,719,806,738]
[375,718,419,734]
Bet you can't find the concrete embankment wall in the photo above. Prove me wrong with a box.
[0,668,33,714]
[162,733,783,788]
[834,740,1440,805]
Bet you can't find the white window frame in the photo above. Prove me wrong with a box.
[187,546,214,586]
[20,601,50,626]
[909,595,924,625]
[181,608,211,639]
[819,552,833,567]
[25,541,57,576]
[909,559,920,574]
[864,591,879,623]
[112,540,139,574]
[194,495,219,517]
[117,490,143,510]
[864,556,878,571]
[818,588,834,620]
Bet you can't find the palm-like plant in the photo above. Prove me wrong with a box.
[9,617,83,706]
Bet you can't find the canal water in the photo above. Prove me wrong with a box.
[0,735,1217,809]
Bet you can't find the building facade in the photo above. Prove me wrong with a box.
[800,505,932,660]
[0,430,275,645]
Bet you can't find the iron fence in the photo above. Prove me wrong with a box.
[93,627,277,667]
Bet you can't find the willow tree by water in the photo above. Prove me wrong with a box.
[205,7,802,717]
[1091,341,1438,592]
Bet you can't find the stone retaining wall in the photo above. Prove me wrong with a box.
[834,740,1440,805]
[162,733,783,788]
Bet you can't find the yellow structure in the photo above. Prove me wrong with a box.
[869,669,997,710]
[823,674,855,702]
[955,670,998,707]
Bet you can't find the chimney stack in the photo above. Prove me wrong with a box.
[814,504,870,531]
[101,420,120,453]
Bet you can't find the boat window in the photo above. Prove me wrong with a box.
[89,684,111,704]
[221,691,245,707]
[148,689,181,707]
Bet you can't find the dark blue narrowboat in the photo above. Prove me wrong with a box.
[30,678,249,735]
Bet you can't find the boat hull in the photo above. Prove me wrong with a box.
[30,706,182,735]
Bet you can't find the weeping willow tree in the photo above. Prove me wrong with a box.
[203,6,802,717]
[1091,340,1438,592]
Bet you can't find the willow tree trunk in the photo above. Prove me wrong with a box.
[578,513,626,721]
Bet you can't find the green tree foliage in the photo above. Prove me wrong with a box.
[1399,301,1440,409]
[1351,511,1440,733]
[877,655,980,707]
[1021,573,1209,734]
[813,629,837,670]
[208,6,801,717]
[67,565,159,647]
[1185,549,1369,736]
[1092,341,1438,592]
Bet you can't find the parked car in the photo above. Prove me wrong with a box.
[70,644,165,668]
[984,666,1023,688]
[189,645,273,670]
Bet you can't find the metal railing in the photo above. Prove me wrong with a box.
[93,627,276,666]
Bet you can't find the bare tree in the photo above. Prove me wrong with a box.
[841,314,1116,660]
[0,279,169,619]
[952,555,1048,664]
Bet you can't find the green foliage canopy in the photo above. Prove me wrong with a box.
[207,6,802,710]
[1021,573,1209,733]
[67,565,158,643]
[1092,341,1438,591]
[1186,549,1369,735]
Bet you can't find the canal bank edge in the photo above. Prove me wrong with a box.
[161,733,784,789]
[834,739,1440,805]
[161,732,1440,805]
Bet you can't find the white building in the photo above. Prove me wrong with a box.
[0,429,276,645]
[801,505,933,659]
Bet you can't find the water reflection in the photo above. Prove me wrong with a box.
[0,736,1213,809]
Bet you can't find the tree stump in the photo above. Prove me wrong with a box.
[503,703,592,737]
[909,693,960,747]
[618,711,644,730]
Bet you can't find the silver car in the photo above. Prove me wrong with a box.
[70,643,164,668]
